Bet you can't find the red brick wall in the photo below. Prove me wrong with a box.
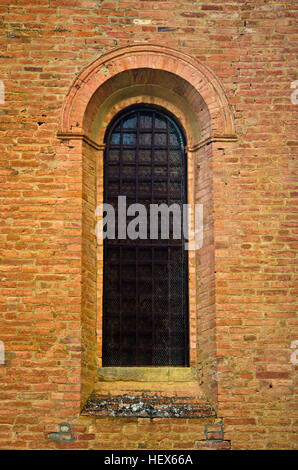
[0,0,297,450]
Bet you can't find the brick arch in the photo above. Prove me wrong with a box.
[57,45,237,410]
[59,44,235,142]
[83,70,205,147]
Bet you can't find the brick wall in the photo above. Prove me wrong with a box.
[0,0,297,450]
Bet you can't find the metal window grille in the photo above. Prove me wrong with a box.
[102,106,189,366]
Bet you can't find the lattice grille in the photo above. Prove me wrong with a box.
[102,106,189,366]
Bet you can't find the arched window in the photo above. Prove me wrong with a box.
[102,105,189,366]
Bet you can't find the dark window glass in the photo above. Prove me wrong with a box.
[102,106,189,366]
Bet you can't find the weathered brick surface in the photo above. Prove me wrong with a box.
[0,0,297,450]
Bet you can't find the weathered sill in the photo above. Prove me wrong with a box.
[81,392,215,419]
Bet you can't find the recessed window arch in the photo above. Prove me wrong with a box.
[102,104,189,367]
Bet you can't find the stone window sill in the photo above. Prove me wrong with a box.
[81,367,215,419]
[97,366,196,382]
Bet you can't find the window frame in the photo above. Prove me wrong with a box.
[102,104,190,367]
